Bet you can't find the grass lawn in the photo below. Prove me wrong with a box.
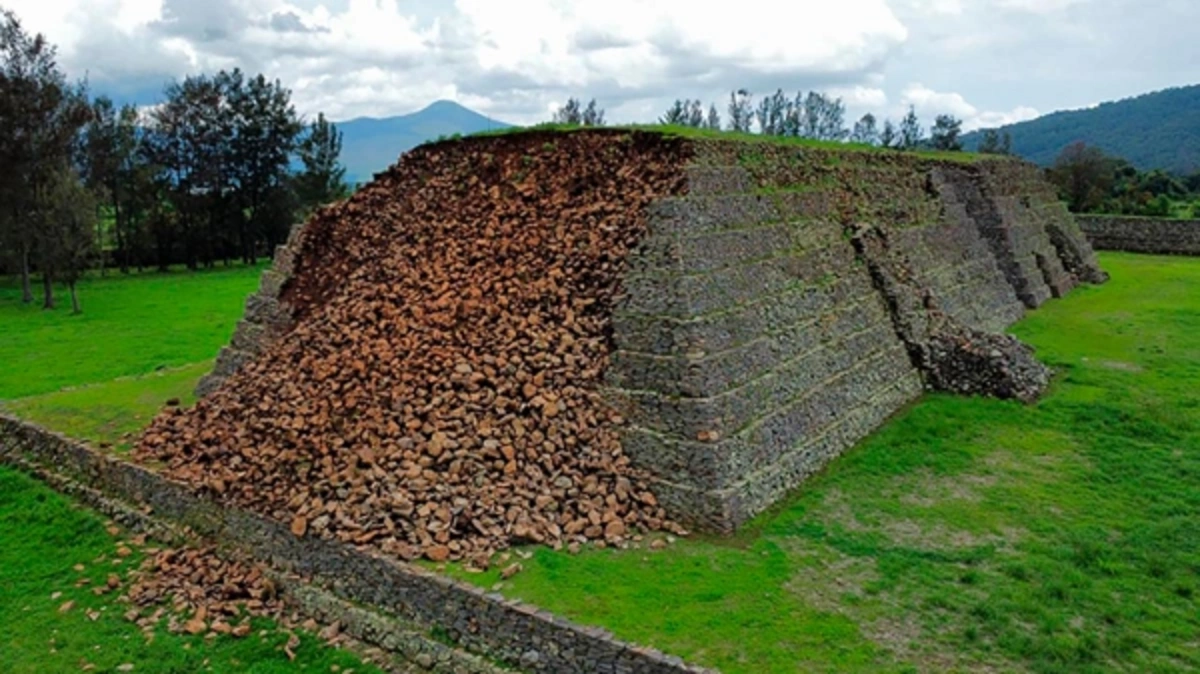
[2,363,209,452]
[0,465,383,673]
[0,263,265,401]
[436,252,1200,673]
[2,252,1198,673]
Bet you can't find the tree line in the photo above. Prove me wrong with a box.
[551,91,1200,218]
[0,9,349,313]
[1047,141,1200,218]
[551,89,1017,155]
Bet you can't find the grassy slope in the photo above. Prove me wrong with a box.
[0,466,382,673]
[0,265,386,672]
[0,264,265,400]
[438,123,988,164]
[439,252,1200,674]
[3,253,1197,672]
[3,363,209,452]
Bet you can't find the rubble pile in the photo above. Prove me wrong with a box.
[123,546,285,637]
[850,222,1052,403]
[135,131,691,563]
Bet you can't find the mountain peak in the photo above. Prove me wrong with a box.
[420,99,472,114]
[337,101,514,184]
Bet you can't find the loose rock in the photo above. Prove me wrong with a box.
[133,132,690,561]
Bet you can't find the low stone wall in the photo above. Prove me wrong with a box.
[0,414,713,674]
[1077,215,1200,255]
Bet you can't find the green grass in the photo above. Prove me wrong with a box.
[0,264,265,400]
[0,465,383,674]
[4,252,1198,673]
[1,363,209,451]
[429,122,989,164]
[436,252,1200,673]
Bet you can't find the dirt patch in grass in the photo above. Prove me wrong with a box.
[892,468,997,507]
[784,547,882,613]
[817,488,1021,552]
[783,546,1021,673]
[879,518,1023,551]
[1098,359,1145,373]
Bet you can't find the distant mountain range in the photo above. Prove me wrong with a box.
[335,100,513,185]
[335,85,1199,185]
[962,84,1200,174]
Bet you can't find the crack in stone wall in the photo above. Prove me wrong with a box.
[849,222,1051,404]
[189,135,1108,537]
[604,145,1107,533]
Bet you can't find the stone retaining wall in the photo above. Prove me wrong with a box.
[1077,215,1200,255]
[188,135,1108,535]
[603,145,1108,532]
[194,222,307,398]
[0,414,713,674]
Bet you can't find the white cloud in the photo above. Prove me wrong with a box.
[1,0,912,124]
[0,0,1195,134]
[828,86,889,110]
[899,83,1039,131]
[993,0,1093,14]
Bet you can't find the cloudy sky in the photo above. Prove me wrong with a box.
[3,0,1197,131]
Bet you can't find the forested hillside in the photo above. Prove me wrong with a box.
[964,85,1200,174]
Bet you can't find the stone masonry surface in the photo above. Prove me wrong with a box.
[194,220,307,398]
[1078,215,1200,255]
[602,140,1107,532]
[184,131,1107,538]
[0,414,714,674]
[3,132,1111,672]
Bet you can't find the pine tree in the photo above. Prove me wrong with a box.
[659,99,688,125]
[930,114,964,151]
[581,99,605,126]
[850,113,879,145]
[880,120,898,148]
[705,104,721,131]
[978,129,1002,154]
[727,89,753,133]
[295,112,349,216]
[898,105,924,150]
[39,162,96,313]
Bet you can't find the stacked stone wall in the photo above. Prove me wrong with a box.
[604,172,924,530]
[190,134,1107,534]
[1078,215,1200,255]
[193,222,306,398]
[603,144,1107,532]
